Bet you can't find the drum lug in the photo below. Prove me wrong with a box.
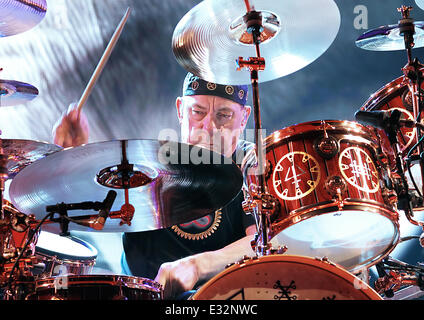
[325,176,347,201]
[314,135,339,160]
[382,189,398,207]
[315,256,336,267]
[266,246,288,256]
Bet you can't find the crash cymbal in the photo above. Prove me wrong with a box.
[355,22,424,51]
[416,0,424,11]
[172,0,340,85]
[0,79,38,106]
[8,140,243,233]
[0,0,47,37]
[1,139,62,179]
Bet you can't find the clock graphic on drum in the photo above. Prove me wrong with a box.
[338,147,379,193]
[272,151,321,201]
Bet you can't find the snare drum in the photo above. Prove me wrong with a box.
[34,232,97,278]
[26,275,163,300]
[192,255,382,300]
[242,120,400,272]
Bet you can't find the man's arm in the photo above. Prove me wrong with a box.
[154,224,257,299]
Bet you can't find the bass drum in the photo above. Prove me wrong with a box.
[192,255,382,300]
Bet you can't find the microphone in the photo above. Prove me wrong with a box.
[355,109,402,130]
[91,190,117,230]
[355,109,424,131]
[60,190,118,231]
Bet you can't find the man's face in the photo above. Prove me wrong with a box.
[176,95,251,158]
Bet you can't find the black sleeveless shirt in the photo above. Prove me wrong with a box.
[121,140,256,280]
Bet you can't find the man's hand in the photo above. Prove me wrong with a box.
[154,227,256,299]
[52,103,89,148]
[154,256,201,299]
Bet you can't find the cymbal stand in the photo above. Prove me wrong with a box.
[0,132,8,221]
[236,7,278,256]
[0,67,8,220]
[397,6,424,230]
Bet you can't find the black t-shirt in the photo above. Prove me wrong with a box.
[121,140,256,280]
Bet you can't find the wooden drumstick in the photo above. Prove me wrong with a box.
[76,7,132,117]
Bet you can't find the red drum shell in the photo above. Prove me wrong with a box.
[242,120,399,272]
[360,73,420,166]
[192,254,382,300]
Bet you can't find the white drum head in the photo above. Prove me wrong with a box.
[36,231,98,260]
[270,209,399,272]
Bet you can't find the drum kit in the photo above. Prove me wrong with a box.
[1,0,424,301]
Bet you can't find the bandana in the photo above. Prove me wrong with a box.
[182,73,248,106]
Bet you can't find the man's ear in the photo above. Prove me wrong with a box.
[241,105,252,129]
[176,97,184,124]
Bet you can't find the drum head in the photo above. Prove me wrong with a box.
[270,205,399,272]
[36,231,98,261]
[192,255,382,300]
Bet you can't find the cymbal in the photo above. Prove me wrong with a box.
[416,0,424,11]
[0,0,47,37]
[355,22,424,51]
[1,139,62,179]
[0,79,39,106]
[9,140,243,233]
[172,0,341,85]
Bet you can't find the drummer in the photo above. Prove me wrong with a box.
[52,72,257,299]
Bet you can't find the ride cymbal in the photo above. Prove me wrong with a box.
[0,0,47,37]
[172,0,341,85]
[9,140,243,233]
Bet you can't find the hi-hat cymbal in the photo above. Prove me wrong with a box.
[355,22,424,51]
[172,0,341,85]
[0,0,47,37]
[0,79,39,106]
[1,139,62,179]
[9,140,243,233]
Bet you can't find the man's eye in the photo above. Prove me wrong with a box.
[217,113,232,119]
[192,110,205,115]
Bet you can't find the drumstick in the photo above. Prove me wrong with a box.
[76,7,132,117]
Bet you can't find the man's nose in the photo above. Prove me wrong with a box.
[201,114,217,133]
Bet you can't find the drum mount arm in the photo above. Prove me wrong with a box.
[45,190,117,235]
[374,257,424,297]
